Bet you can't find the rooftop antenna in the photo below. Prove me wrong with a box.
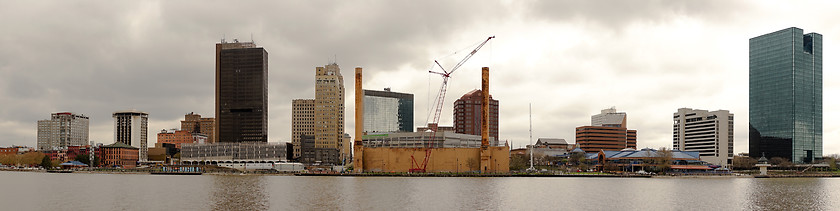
[250,33,253,43]
[222,34,226,43]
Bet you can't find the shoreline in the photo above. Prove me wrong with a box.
[3,169,839,178]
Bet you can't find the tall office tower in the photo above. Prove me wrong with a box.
[673,108,734,167]
[749,27,822,163]
[113,110,148,161]
[454,89,499,140]
[363,88,414,133]
[215,39,268,143]
[180,112,216,143]
[291,99,315,159]
[36,112,89,150]
[314,63,345,164]
[591,107,626,127]
[575,107,637,153]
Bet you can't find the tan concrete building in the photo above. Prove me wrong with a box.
[291,99,315,158]
[181,112,215,143]
[315,63,345,164]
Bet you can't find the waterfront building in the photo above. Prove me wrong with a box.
[363,88,414,133]
[216,39,269,143]
[113,110,148,161]
[749,27,822,163]
[0,147,17,155]
[180,142,286,162]
[180,112,215,143]
[585,148,709,172]
[300,135,339,165]
[314,63,346,162]
[527,138,573,158]
[454,89,499,140]
[575,107,637,153]
[291,99,315,159]
[36,112,89,150]
[361,131,498,148]
[673,108,734,167]
[157,129,207,149]
[99,142,139,168]
[148,143,178,164]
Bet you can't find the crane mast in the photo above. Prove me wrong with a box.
[410,36,495,173]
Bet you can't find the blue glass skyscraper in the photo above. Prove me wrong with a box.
[749,27,822,163]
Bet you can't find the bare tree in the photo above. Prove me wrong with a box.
[653,147,673,173]
[732,156,758,170]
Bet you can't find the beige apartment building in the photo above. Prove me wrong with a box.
[290,63,349,164]
[291,99,315,159]
[315,63,347,164]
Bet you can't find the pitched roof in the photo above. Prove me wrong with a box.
[536,138,567,145]
[598,148,700,160]
[102,142,138,149]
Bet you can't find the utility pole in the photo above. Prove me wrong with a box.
[527,103,535,172]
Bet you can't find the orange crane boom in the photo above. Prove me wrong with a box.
[410,36,495,173]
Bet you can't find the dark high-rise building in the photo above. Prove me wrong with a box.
[454,89,498,140]
[749,27,822,163]
[215,40,268,143]
[363,88,414,133]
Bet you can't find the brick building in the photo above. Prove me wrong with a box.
[454,89,499,140]
[99,142,139,168]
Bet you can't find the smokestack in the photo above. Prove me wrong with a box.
[355,67,363,146]
[353,67,364,172]
[481,67,489,148]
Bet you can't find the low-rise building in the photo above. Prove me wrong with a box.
[180,142,286,163]
[586,148,710,172]
[0,147,18,155]
[528,138,574,157]
[300,135,338,165]
[362,131,499,148]
[157,129,207,149]
[99,142,139,168]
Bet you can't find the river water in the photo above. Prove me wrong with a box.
[1,171,838,210]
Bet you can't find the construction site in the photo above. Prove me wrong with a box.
[352,37,509,173]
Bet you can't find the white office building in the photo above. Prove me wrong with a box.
[114,110,149,161]
[591,107,627,128]
[673,108,734,167]
[37,112,89,150]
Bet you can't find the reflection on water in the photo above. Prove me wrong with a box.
[1,171,839,210]
[747,178,833,210]
[211,175,268,211]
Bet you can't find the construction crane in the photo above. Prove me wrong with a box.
[409,36,495,173]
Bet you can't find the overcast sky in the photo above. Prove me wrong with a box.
[1,0,838,155]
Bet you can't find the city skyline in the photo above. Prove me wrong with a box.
[2,1,840,156]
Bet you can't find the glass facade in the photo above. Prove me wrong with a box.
[749,27,822,163]
[363,89,413,133]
